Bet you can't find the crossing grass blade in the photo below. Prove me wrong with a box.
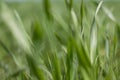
[75,39,91,70]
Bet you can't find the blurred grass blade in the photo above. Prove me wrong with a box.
[80,67,90,80]
[26,54,45,80]
[66,39,75,80]
[0,40,22,68]
[20,72,30,80]
[43,0,52,20]
[40,65,53,80]
[53,13,69,32]
[6,69,25,79]
[94,1,116,22]
[75,39,91,80]
[75,40,91,70]
[71,9,78,29]
[90,24,97,64]
[105,36,110,60]
[80,0,84,37]
[31,20,44,42]
[1,4,32,53]
[0,40,13,57]
[90,1,103,64]
[52,53,61,80]
[95,1,103,16]
[65,0,73,10]
[54,32,65,45]
[102,7,116,22]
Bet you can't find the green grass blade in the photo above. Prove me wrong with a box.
[51,53,61,80]
[80,0,84,37]
[74,39,91,70]
[43,0,52,20]
[102,7,116,22]
[71,9,78,30]
[26,54,45,80]
[65,0,73,11]
[6,69,25,79]
[66,39,75,80]
[0,40,22,68]
[90,1,103,64]
[105,35,110,60]
[1,4,32,53]
[31,20,44,42]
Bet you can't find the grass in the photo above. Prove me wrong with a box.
[0,0,120,80]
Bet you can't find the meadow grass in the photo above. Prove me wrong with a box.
[0,0,120,80]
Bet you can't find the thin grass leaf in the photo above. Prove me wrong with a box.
[66,39,74,80]
[53,13,69,33]
[6,68,25,79]
[75,39,91,70]
[51,53,61,80]
[0,40,13,57]
[42,19,58,52]
[43,0,52,20]
[80,0,84,37]
[65,0,73,11]
[80,67,91,80]
[113,32,117,56]
[1,4,32,53]
[39,65,53,80]
[26,54,45,80]
[0,40,22,68]
[90,1,103,64]
[19,72,30,80]
[31,20,43,42]
[95,1,103,17]
[102,7,116,22]
[71,9,78,30]
[94,1,116,22]
[105,34,110,60]
[54,33,65,45]
[113,24,119,56]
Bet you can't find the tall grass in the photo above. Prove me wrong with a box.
[0,0,120,80]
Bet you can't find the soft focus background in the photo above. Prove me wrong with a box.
[0,0,120,80]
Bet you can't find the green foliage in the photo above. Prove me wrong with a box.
[0,0,120,80]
